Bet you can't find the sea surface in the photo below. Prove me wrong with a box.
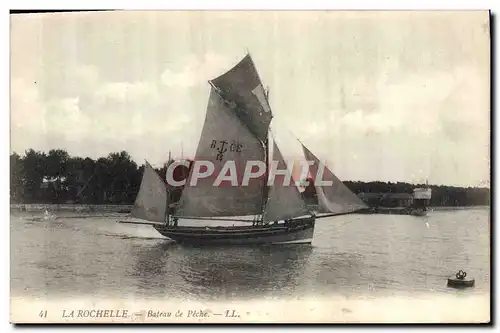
[10,208,490,318]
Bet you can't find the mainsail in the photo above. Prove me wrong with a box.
[302,144,367,214]
[175,87,267,217]
[131,161,168,222]
[263,141,310,222]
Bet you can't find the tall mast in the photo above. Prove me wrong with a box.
[164,191,169,225]
[164,160,170,225]
[260,135,270,221]
[260,85,272,221]
[166,152,172,225]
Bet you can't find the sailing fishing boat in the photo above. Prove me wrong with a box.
[119,53,367,245]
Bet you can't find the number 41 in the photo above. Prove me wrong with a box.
[39,310,47,318]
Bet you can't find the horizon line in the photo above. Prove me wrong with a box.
[9,148,491,190]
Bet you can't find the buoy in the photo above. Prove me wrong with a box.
[447,270,475,288]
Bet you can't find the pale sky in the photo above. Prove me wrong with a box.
[10,11,490,187]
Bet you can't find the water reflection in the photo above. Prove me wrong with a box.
[132,242,313,300]
[11,209,491,302]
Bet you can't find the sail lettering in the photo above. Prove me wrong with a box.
[217,140,227,161]
[209,140,243,161]
[229,141,243,153]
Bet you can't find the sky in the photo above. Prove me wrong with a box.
[10,11,490,187]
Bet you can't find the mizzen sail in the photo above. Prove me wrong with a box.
[302,144,367,214]
[175,87,267,217]
[131,161,168,222]
[263,141,310,222]
[210,54,273,141]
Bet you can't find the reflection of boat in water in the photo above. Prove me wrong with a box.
[119,53,366,245]
[410,207,427,217]
[132,241,313,300]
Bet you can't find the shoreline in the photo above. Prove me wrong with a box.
[10,203,133,213]
[9,203,489,214]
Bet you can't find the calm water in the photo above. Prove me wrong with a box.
[10,208,490,302]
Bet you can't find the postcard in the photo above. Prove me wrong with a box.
[10,10,490,323]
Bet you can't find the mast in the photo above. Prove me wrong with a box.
[164,189,169,225]
[260,82,271,222]
[166,148,172,224]
[260,135,270,223]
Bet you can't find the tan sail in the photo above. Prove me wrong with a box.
[263,141,310,222]
[130,161,168,222]
[302,144,367,214]
[210,54,273,142]
[175,87,266,217]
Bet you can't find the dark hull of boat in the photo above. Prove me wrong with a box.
[153,217,315,245]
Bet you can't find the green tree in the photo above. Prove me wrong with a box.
[10,153,24,203]
[105,151,138,204]
[45,149,70,202]
[21,149,47,203]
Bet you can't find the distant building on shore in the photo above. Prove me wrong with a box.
[358,188,432,208]
[358,192,414,208]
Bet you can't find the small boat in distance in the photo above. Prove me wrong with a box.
[119,53,367,245]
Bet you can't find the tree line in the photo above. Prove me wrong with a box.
[10,149,490,207]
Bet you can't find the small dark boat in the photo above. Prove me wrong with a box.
[447,270,475,288]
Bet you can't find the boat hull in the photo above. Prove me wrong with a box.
[153,217,315,245]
